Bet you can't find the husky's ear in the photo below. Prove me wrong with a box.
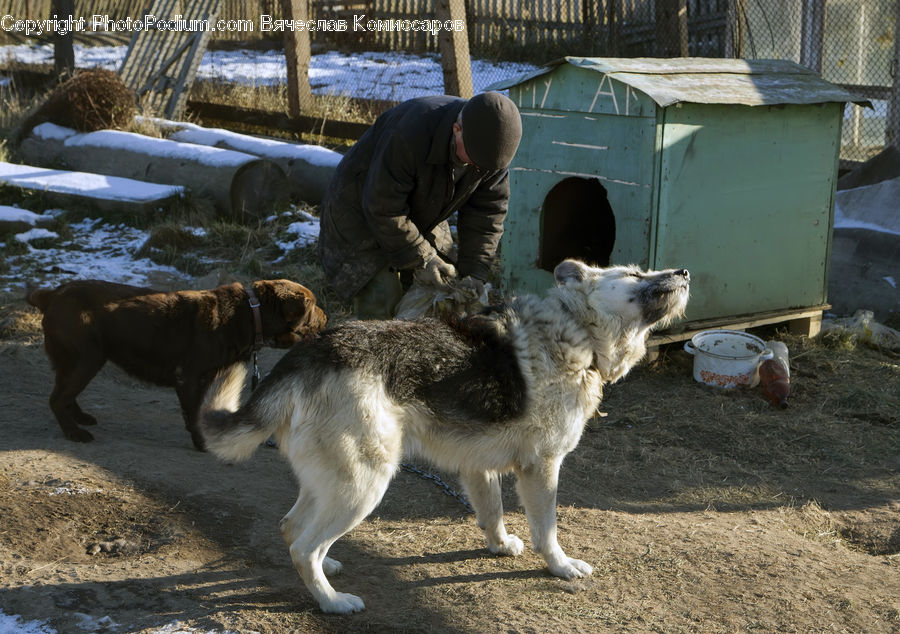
[554,259,587,285]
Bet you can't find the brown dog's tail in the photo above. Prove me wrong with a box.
[26,287,54,312]
[199,363,280,462]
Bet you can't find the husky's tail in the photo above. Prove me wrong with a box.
[199,363,282,462]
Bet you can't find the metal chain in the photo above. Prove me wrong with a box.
[400,463,474,514]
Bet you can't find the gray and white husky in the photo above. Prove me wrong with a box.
[200,259,690,614]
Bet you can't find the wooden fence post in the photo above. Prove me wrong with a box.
[52,0,75,79]
[281,0,314,115]
[607,0,621,57]
[436,0,473,98]
[654,0,688,57]
[800,0,825,73]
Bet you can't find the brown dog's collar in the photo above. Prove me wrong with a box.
[245,284,264,351]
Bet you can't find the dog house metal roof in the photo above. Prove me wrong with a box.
[487,57,869,108]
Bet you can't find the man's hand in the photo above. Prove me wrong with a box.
[414,254,457,287]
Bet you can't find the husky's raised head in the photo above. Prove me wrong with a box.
[549,260,690,382]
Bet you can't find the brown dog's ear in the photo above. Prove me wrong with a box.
[283,293,314,321]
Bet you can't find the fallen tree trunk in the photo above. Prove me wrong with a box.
[17,123,288,222]
[145,117,341,205]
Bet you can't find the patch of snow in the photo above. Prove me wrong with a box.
[150,621,255,634]
[73,613,120,631]
[0,205,45,225]
[15,227,57,243]
[273,209,321,259]
[159,121,342,168]
[31,122,77,141]
[64,130,257,168]
[0,610,55,634]
[285,219,320,245]
[48,482,104,496]
[0,217,189,294]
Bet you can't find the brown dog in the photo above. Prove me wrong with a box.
[27,279,327,449]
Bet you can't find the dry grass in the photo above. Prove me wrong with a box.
[188,79,377,148]
[188,77,377,123]
[0,74,44,138]
[0,303,42,342]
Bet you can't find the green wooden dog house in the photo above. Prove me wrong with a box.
[487,57,867,338]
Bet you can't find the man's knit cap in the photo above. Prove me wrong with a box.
[460,91,522,170]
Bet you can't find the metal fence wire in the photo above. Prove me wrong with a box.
[319,0,897,162]
[326,0,892,164]
[0,0,896,161]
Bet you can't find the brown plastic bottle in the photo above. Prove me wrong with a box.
[759,341,790,409]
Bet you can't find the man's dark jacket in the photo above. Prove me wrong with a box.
[318,95,510,301]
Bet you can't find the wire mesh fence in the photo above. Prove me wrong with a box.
[0,0,896,160]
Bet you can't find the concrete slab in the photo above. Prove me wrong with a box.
[0,161,183,215]
[0,205,55,234]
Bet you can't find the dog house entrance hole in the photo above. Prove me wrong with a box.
[538,177,615,271]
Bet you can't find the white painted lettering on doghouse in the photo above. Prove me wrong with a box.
[589,74,618,114]
[539,76,553,109]
[513,73,644,117]
[510,166,647,189]
[514,109,649,188]
[518,76,556,109]
[550,141,609,151]
[520,112,566,119]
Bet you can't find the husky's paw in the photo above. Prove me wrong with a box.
[489,534,524,556]
[323,556,343,576]
[321,592,365,614]
[549,557,593,579]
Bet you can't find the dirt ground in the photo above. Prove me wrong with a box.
[0,295,898,633]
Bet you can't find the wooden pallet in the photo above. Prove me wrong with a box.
[646,304,830,361]
[119,0,222,119]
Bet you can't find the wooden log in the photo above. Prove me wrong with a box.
[143,117,341,205]
[17,123,288,222]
